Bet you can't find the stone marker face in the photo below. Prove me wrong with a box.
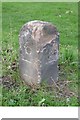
[19,20,59,86]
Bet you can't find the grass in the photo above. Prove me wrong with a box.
[1,2,78,106]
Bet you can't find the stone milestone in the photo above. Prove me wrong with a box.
[19,20,59,86]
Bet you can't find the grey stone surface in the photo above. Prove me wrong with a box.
[19,20,59,86]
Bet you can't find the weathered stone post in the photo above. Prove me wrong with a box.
[19,20,59,86]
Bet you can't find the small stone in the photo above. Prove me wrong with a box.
[19,20,59,86]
